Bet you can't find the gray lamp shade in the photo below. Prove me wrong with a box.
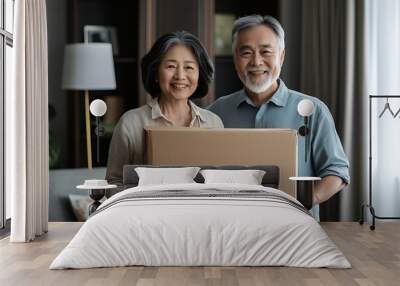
[62,43,116,90]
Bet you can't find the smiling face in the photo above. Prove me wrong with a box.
[158,44,199,101]
[233,25,285,94]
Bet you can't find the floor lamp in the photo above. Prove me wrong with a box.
[61,43,116,169]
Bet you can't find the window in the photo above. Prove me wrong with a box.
[1,0,14,231]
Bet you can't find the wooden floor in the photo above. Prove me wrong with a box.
[0,222,399,286]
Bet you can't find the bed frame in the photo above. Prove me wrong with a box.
[144,128,297,197]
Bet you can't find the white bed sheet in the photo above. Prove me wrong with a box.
[50,183,350,269]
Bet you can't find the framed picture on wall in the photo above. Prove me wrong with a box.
[83,25,119,56]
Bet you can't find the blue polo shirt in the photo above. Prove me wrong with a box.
[208,80,350,219]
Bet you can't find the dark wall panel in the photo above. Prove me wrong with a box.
[156,0,199,37]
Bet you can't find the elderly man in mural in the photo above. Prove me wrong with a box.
[209,15,350,220]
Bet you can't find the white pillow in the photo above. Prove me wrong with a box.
[200,169,266,185]
[135,167,201,186]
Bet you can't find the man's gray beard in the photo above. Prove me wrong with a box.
[243,74,277,94]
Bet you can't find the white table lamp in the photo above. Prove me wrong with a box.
[62,43,116,169]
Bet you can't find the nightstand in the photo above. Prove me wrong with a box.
[77,180,117,215]
[289,177,321,210]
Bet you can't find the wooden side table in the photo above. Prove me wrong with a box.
[77,180,117,215]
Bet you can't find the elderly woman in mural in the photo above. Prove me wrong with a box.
[105,31,223,194]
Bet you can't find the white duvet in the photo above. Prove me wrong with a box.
[50,183,350,269]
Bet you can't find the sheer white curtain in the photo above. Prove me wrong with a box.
[367,0,400,219]
[6,0,49,242]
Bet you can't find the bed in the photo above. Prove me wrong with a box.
[50,165,350,269]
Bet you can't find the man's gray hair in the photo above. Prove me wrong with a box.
[232,15,285,52]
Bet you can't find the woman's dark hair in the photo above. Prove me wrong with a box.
[141,31,214,99]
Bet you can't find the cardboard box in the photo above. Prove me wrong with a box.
[145,128,298,198]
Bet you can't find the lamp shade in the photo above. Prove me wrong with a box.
[62,43,116,90]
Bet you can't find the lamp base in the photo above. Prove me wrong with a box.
[88,189,105,215]
[296,180,313,210]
